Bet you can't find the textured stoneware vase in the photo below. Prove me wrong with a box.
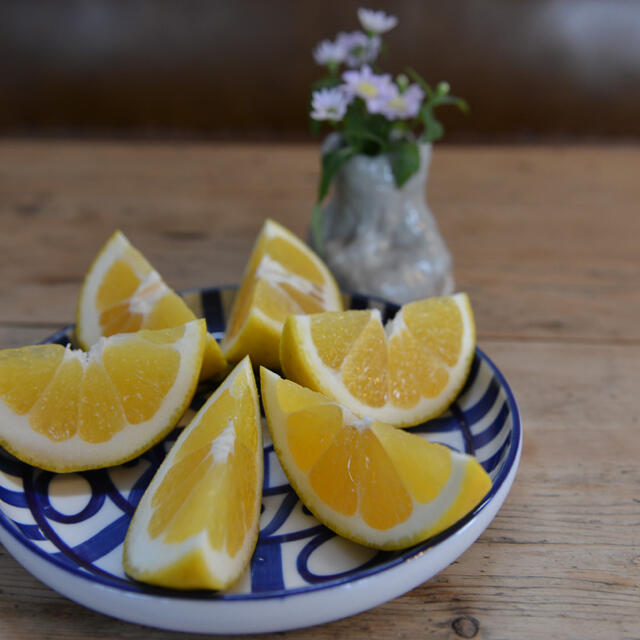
[313,143,454,304]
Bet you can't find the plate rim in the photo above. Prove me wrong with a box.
[0,286,522,631]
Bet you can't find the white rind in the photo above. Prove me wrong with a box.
[0,325,521,634]
[262,368,476,548]
[254,219,342,312]
[76,231,134,348]
[211,422,236,465]
[292,293,474,426]
[256,255,326,306]
[128,271,169,315]
[123,357,263,584]
[220,220,342,357]
[261,219,342,309]
[0,430,521,634]
[0,321,204,470]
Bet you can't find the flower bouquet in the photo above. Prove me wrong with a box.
[310,8,468,252]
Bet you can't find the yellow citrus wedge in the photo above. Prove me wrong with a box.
[75,230,227,381]
[220,219,342,370]
[280,293,476,427]
[0,320,206,473]
[261,367,491,550]
[123,357,263,590]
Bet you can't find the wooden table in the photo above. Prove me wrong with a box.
[0,141,638,639]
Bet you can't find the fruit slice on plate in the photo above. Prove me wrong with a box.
[280,293,475,427]
[0,320,206,473]
[75,230,227,381]
[123,357,263,590]
[261,367,491,551]
[220,219,342,370]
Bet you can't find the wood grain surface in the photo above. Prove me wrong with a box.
[0,141,638,640]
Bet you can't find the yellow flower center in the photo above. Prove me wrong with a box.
[357,82,378,98]
[387,96,407,111]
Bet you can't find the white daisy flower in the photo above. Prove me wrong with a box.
[371,84,425,120]
[311,87,350,121]
[336,31,381,68]
[342,65,395,108]
[313,39,347,66]
[357,8,398,35]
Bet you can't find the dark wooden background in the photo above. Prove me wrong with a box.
[1,0,639,141]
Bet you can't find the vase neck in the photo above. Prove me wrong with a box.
[333,143,432,201]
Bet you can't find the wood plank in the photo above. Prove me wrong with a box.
[0,141,638,639]
[0,340,637,640]
[0,325,62,348]
[1,142,639,343]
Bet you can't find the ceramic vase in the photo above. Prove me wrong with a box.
[312,142,454,304]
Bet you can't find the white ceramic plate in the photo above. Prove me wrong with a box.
[0,287,522,634]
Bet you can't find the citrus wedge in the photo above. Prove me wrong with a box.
[75,230,227,381]
[123,357,263,590]
[220,219,342,370]
[261,367,491,550]
[280,293,475,427]
[0,320,206,472]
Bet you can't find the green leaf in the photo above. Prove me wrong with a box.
[456,97,470,113]
[341,100,390,154]
[424,117,444,142]
[430,94,470,113]
[310,204,325,256]
[389,141,420,188]
[317,146,356,202]
[309,117,322,136]
[311,76,341,91]
[345,127,387,151]
[419,104,445,142]
[405,67,433,98]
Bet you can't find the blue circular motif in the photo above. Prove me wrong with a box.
[0,286,522,610]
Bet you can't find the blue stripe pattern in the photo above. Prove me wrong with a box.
[14,522,46,541]
[0,286,520,601]
[0,485,28,508]
[472,403,509,449]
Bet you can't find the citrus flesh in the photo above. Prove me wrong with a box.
[123,357,263,590]
[261,367,491,550]
[0,320,206,472]
[280,293,476,427]
[220,219,342,370]
[75,230,227,381]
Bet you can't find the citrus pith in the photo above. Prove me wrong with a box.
[75,230,226,381]
[0,320,206,472]
[123,357,263,590]
[220,219,342,369]
[261,367,491,550]
[280,293,475,427]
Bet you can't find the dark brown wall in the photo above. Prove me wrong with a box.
[1,0,639,140]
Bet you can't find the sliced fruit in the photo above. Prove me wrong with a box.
[261,367,491,550]
[123,357,263,590]
[75,230,227,381]
[280,293,476,427]
[0,320,206,472]
[220,219,342,370]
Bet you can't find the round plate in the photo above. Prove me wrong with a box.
[0,286,522,634]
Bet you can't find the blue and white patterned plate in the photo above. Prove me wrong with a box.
[0,287,522,634]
